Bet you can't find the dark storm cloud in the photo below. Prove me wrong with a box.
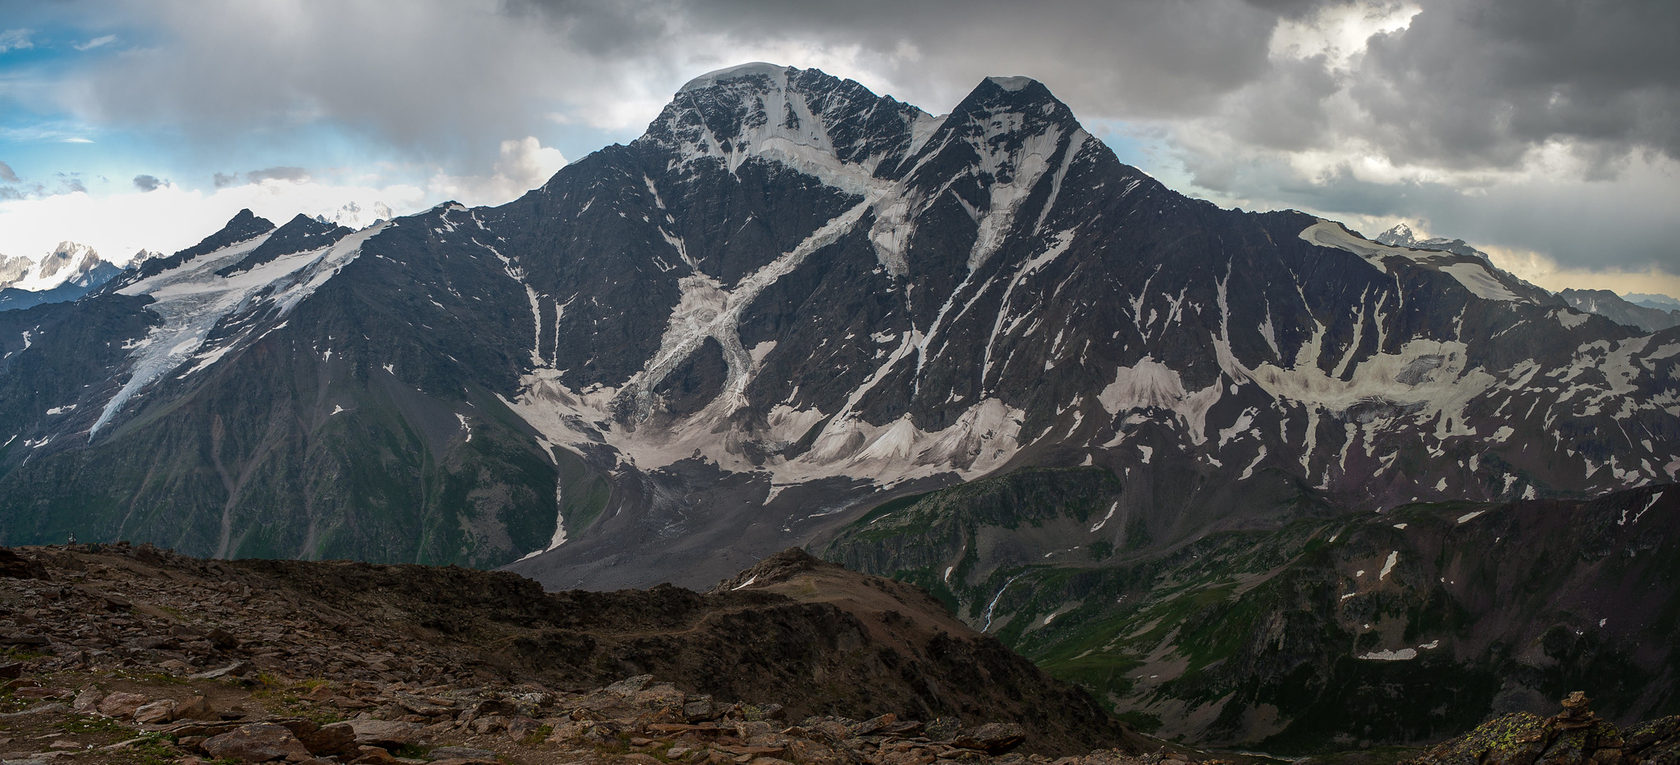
[16,0,1677,282]
[44,0,1330,176]
[502,0,672,57]
[1186,150,1679,273]
[244,166,309,184]
[207,167,308,188]
[1354,0,1680,170]
[132,174,163,191]
[512,0,1295,120]
[1217,54,1339,152]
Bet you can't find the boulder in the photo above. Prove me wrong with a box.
[298,721,357,756]
[174,695,216,721]
[201,722,311,762]
[97,691,149,718]
[950,722,1026,754]
[0,549,46,579]
[132,699,176,724]
[347,719,422,749]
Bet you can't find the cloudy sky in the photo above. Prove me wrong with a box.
[1,0,1676,298]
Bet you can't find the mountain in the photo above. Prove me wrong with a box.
[1560,288,1680,332]
[2,61,1676,753]
[0,241,105,291]
[0,63,1674,618]
[0,241,127,311]
[0,261,122,312]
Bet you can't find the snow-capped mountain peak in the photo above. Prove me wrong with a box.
[646,63,938,187]
[0,241,106,293]
[677,61,792,92]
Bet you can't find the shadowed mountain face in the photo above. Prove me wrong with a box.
[0,64,1675,595]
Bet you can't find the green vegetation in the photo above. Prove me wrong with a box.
[60,713,129,734]
[128,732,181,765]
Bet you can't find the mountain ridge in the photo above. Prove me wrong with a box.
[0,62,1673,589]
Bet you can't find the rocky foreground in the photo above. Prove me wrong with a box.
[1400,692,1680,764]
[0,544,1169,765]
[4,544,1678,765]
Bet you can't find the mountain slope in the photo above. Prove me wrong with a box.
[0,63,1674,593]
[825,477,1680,751]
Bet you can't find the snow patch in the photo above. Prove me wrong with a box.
[679,62,788,92]
[1379,551,1398,581]
[1631,491,1663,525]
[1554,309,1590,329]
[1090,500,1119,533]
[1440,262,1521,302]
[1456,509,1486,524]
[1097,356,1223,445]
[93,223,383,436]
[1358,648,1417,661]
[982,574,1024,632]
[986,75,1035,91]
[1249,339,1494,440]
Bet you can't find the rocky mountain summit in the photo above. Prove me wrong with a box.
[0,544,1174,764]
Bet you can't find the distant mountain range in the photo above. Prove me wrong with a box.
[1559,288,1680,332]
[0,242,142,311]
